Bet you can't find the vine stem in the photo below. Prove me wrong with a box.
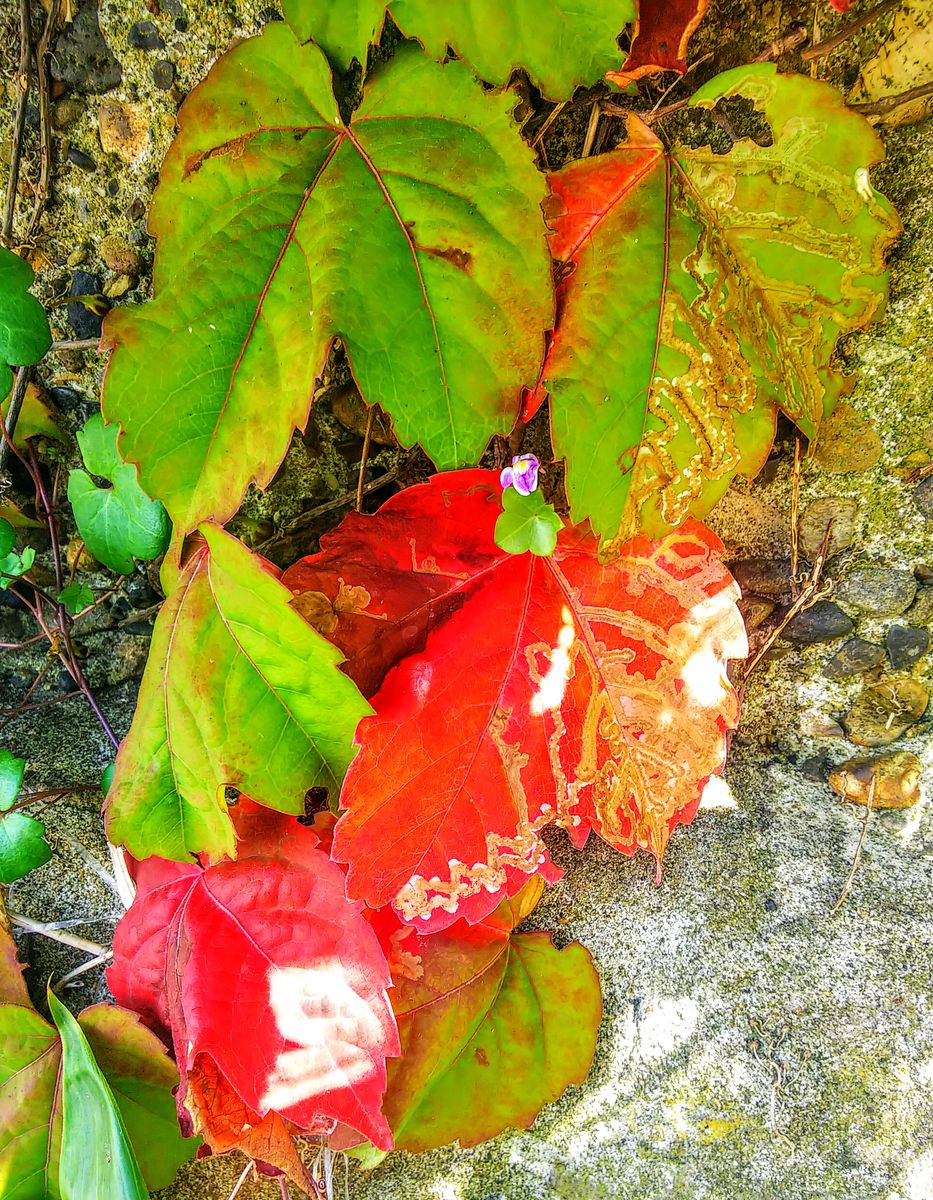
[7,910,110,957]
[1,0,32,243]
[0,367,31,476]
[24,0,58,240]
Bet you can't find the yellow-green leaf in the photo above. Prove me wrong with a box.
[105,523,372,862]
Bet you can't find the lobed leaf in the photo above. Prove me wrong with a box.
[105,523,371,862]
[108,801,400,1183]
[285,0,637,99]
[102,25,551,533]
[287,471,747,933]
[375,884,601,1150]
[68,415,171,575]
[533,65,900,549]
[607,0,710,85]
[0,925,194,1200]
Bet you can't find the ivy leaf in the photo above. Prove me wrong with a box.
[0,245,51,396]
[0,748,24,809]
[373,881,601,1150]
[105,523,372,863]
[0,812,52,883]
[286,471,747,932]
[607,0,710,85]
[102,27,552,534]
[48,990,149,1200]
[284,0,637,99]
[0,925,196,1198]
[58,581,94,616]
[495,486,562,557]
[533,65,900,549]
[68,415,171,575]
[107,801,400,1187]
[0,521,35,588]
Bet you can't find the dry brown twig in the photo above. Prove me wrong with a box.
[356,405,376,512]
[789,435,802,592]
[802,0,900,60]
[25,0,59,240]
[2,0,33,243]
[831,775,876,915]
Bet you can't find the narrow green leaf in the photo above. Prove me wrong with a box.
[284,0,637,97]
[47,990,149,1200]
[105,524,373,862]
[68,415,170,575]
[0,749,24,811]
[102,27,552,533]
[494,487,562,557]
[58,582,94,616]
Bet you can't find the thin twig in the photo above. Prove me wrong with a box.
[0,690,81,716]
[581,101,601,157]
[740,522,834,682]
[0,367,31,476]
[256,465,400,553]
[849,80,933,117]
[227,1162,254,1200]
[25,0,58,240]
[356,405,375,513]
[789,435,802,593]
[52,949,114,992]
[802,0,899,60]
[7,911,110,957]
[755,25,809,62]
[530,100,566,147]
[1,0,32,243]
[831,776,876,915]
[48,337,102,353]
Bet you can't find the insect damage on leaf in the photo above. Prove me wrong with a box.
[531,64,900,550]
[287,472,747,932]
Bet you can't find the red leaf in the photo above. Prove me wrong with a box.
[829,0,854,11]
[608,0,711,85]
[108,801,400,1175]
[288,472,747,933]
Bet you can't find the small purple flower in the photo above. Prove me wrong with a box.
[500,453,540,496]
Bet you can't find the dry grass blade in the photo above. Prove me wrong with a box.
[831,775,876,915]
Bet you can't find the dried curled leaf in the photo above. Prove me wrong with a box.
[532,64,900,548]
[288,472,747,932]
[607,0,710,85]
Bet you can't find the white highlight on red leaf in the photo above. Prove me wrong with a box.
[261,963,385,1113]
[531,606,576,715]
[679,591,748,710]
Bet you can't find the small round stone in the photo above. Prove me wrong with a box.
[843,679,929,747]
[100,235,143,276]
[829,750,922,809]
[799,497,859,560]
[152,60,176,89]
[731,558,792,601]
[782,601,854,645]
[834,567,917,617]
[887,625,929,670]
[128,20,165,51]
[824,638,886,679]
[67,147,96,172]
[915,477,933,523]
[906,586,933,627]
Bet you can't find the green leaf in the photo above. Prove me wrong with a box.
[384,884,602,1150]
[1,381,62,447]
[67,415,171,575]
[0,813,51,882]
[0,929,195,1199]
[0,544,35,588]
[105,523,373,862]
[102,28,552,534]
[58,582,94,616]
[101,762,115,795]
[0,520,13,561]
[0,245,51,368]
[48,990,149,1200]
[0,749,24,811]
[284,0,636,98]
[494,486,562,557]
[538,64,901,548]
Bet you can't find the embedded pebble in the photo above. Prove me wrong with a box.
[915,564,933,585]
[843,678,929,747]
[829,750,922,809]
[100,235,143,276]
[887,625,929,670]
[67,270,103,340]
[799,497,859,560]
[915,477,933,522]
[51,0,122,93]
[906,586,933,626]
[99,100,150,163]
[824,638,886,678]
[738,596,775,632]
[152,60,177,89]
[834,567,917,617]
[67,148,96,172]
[801,712,846,739]
[731,558,792,600]
[128,21,166,51]
[782,601,854,644]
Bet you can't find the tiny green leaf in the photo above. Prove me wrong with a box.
[58,581,94,616]
[0,812,52,882]
[68,415,171,575]
[0,748,24,811]
[0,543,35,588]
[101,761,115,794]
[0,245,52,368]
[47,989,150,1200]
[0,518,13,560]
[494,487,562,557]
